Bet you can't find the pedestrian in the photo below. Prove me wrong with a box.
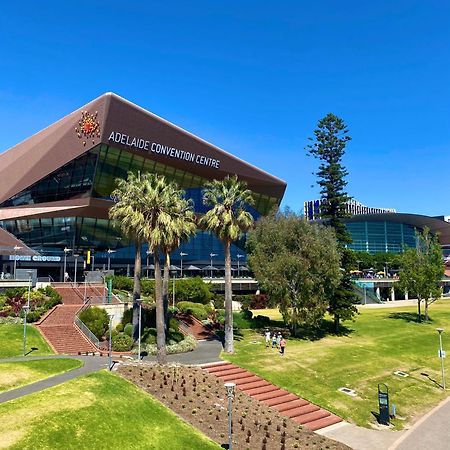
[272,333,277,348]
[276,332,281,349]
[264,329,271,348]
[280,337,286,355]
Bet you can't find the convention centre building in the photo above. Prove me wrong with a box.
[0,93,286,279]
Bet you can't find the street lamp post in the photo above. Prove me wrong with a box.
[74,254,79,284]
[63,247,72,282]
[237,254,243,278]
[13,245,22,279]
[136,299,142,361]
[180,252,188,278]
[107,249,116,271]
[210,253,218,279]
[171,269,177,308]
[108,314,114,370]
[224,382,235,450]
[436,328,446,389]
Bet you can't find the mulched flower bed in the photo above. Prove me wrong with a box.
[117,363,350,450]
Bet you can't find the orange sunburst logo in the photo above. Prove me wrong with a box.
[75,110,101,146]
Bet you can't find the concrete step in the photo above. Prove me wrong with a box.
[283,404,319,418]
[244,384,279,396]
[240,380,271,391]
[306,415,342,431]
[272,398,310,412]
[253,389,291,401]
[262,393,299,406]
[292,410,330,425]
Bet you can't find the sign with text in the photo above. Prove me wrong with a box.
[108,131,221,169]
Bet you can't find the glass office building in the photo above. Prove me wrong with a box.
[0,93,286,274]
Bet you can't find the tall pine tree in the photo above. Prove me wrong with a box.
[307,113,358,332]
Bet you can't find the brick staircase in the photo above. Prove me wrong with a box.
[36,285,99,354]
[202,361,342,432]
[177,313,217,340]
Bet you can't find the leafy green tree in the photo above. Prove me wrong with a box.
[307,113,357,331]
[248,209,342,335]
[201,175,254,353]
[399,228,444,321]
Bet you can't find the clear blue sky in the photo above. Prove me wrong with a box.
[1,1,449,215]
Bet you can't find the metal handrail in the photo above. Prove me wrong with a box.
[74,316,100,348]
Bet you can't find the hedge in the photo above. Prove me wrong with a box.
[177,301,209,321]
[78,307,109,339]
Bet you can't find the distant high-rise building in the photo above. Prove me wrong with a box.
[304,198,396,221]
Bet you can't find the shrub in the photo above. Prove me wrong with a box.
[177,301,209,321]
[212,294,224,309]
[175,277,213,304]
[169,317,180,331]
[78,307,109,339]
[123,323,133,337]
[108,275,133,292]
[116,323,124,332]
[139,334,197,355]
[167,330,184,343]
[141,279,155,297]
[112,333,133,351]
[5,288,27,299]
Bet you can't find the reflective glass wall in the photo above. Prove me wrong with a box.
[345,221,417,254]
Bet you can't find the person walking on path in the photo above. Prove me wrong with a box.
[264,330,271,348]
[280,337,286,355]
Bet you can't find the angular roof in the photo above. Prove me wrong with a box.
[0,93,286,205]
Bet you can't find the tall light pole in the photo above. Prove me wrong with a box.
[171,269,177,308]
[23,270,32,356]
[180,252,188,278]
[237,254,243,278]
[108,314,114,370]
[63,247,72,282]
[210,253,218,279]
[436,328,446,389]
[107,249,116,271]
[136,299,142,361]
[74,254,79,284]
[224,382,236,450]
[13,245,22,279]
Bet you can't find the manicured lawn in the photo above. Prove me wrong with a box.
[224,301,450,429]
[0,370,220,450]
[0,324,53,358]
[0,358,82,393]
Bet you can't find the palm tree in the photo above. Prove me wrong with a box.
[161,192,197,330]
[111,171,189,364]
[110,171,147,343]
[200,175,254,353]
[138,173,193,364]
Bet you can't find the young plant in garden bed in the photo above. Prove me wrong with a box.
[117,363,349,450]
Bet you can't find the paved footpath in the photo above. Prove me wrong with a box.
[0,355,108,404]
[390,396,450,450]
[0,339,222,404]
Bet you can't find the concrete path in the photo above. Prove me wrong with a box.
[0,355,107,404]
[318,422,402,450]
[390,397,450,450]
[141,339,223,365]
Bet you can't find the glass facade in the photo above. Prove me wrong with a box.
[345,221,417,254]
[0,144,278,264]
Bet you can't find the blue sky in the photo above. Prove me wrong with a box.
[1,1,449,215]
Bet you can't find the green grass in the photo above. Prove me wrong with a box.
[0,358,83,393]
[0,325,53,358]
[0,370,220,449]
[225,301,450,429]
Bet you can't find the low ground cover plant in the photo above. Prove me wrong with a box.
[118,364,349,450]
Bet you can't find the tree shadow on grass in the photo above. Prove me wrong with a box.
[388,312,432,323]
[292,320,354,342]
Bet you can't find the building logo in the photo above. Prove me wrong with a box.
[75,110,101,146]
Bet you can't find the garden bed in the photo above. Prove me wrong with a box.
[117,363,349,450]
